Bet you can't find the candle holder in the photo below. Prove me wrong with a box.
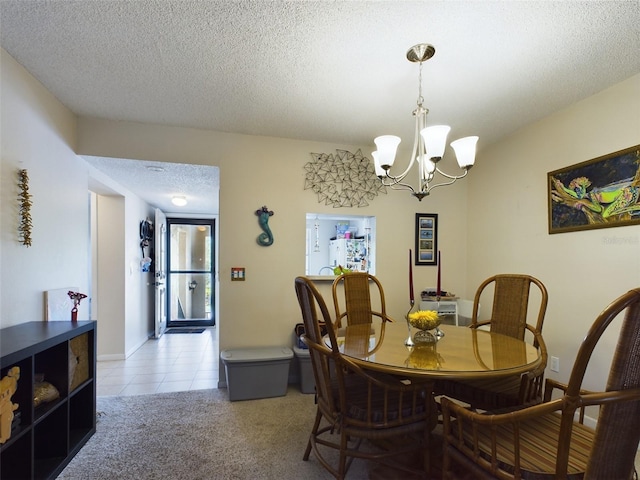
[435,298,445,339]
[405,300,415,346]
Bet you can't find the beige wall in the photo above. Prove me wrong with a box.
[95,194,126,356]
[0,49,90,326]
[76,118,471,363]
[1,48,155,359]
[467,73,640,390]
[0,47,469,357]
[88,168,157,359]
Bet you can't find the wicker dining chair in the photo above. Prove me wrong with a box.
[295,276,434,479]
[332,272,393,329]
[441,287,640,480]
[438,274,549,410]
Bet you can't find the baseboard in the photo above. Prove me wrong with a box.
[580,413,597,429]
[97,353,126,361]
[96,336,147,362]
[125,337,148,359]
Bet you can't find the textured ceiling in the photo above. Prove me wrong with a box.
[2,1,639,214]
[85,157,219,215]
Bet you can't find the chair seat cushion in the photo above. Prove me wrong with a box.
[346,385,425,424]
[437,375,525,410]
[453,411,593,479]
[332,373,431,427]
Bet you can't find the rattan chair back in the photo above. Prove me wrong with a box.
[295,276,341,418]
[566,288,640,478]
[441,287,640,480]
[295,276,431,479]
[444,273,550,409]
[332,272,390,329]
[471,274,548,344]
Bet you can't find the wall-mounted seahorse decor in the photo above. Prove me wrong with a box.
[255,206,274,246]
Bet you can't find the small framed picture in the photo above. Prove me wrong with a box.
[415,213,438,265]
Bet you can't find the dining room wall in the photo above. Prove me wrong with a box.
[0,49,90,329]
[1,46,469,360]
[76,117,471,364]
[1,48,158,361]
[466,73,640,392]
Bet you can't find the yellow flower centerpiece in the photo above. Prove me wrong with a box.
[408,310,441,331]
[407,310,442,344]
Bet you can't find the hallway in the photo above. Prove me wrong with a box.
[96,327,219,396]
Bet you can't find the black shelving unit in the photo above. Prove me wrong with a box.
[1,321,96,480]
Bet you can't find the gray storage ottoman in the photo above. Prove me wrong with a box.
[220,346,293,401]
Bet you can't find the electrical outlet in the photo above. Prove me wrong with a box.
[550,356,560,373]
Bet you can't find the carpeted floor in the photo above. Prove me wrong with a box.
[58,386,637,479]
[56,386,486,479]
[57,387,378,479]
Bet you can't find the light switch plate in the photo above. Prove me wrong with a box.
[231,267,245,281]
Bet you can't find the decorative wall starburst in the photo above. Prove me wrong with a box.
[303,149,386,207]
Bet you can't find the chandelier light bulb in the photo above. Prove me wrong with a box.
[371,151,386,177]
[421,158,436,175]
[421,125,451,160]
[451,136,479,169]
[373,135,401,168]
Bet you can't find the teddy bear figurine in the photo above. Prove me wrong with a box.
[0,366,20,444]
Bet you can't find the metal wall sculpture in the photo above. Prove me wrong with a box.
[304,149,386,207]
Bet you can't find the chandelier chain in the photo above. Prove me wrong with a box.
[417,61,424,107]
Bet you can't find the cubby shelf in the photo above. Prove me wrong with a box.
[1,321,96,480]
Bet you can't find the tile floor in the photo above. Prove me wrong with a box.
[96,326,219,396]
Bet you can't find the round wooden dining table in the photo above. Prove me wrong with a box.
[325,321,544,476]
[330,321,543,380]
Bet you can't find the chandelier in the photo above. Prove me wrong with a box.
[372,43,478,201]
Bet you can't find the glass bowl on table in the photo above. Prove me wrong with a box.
[407,310,444,344]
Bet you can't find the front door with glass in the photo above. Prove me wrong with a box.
[167,218,216,327]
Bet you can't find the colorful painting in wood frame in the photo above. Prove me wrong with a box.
[415,213,438,265]
[548,145,640,234]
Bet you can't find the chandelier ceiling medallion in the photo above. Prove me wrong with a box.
[372,43,478,201]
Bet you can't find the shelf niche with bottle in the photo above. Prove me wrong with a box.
[0,321,96,480]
